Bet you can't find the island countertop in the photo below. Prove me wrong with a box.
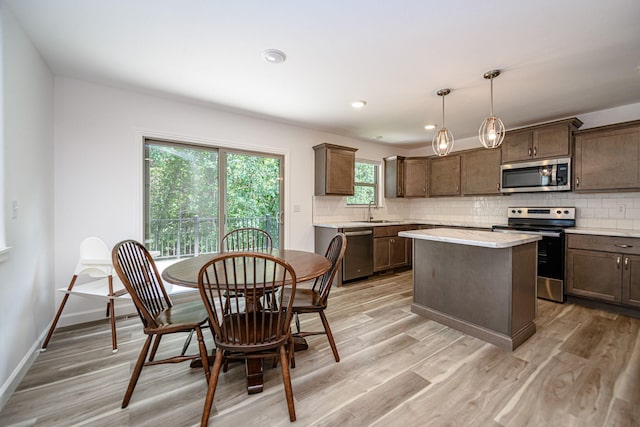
[399,228,541,248]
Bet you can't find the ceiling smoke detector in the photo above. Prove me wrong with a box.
[262,49,287,64]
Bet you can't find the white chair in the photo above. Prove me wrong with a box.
[41,237,126,353]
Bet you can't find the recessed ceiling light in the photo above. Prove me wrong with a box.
[424,124,436,130]
[262,49,287,64]
[375,136,383,139]
[351,100,367,109]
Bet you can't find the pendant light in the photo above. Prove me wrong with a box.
[479,69,505,149]
[432,89,454,156]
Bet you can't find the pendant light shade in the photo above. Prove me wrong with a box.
[432,89,454,156]
[479,70,505,149]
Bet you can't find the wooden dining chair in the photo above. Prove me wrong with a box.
[198,252,297,425]
[286,233,346,367]
[112,239,211,408]
[220,227,274,315]
[221,227,272,252]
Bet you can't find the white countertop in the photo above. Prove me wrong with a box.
[315,220,640,238]
[399,228,541,248]
[565,227,640,238]
[314,220,496,229]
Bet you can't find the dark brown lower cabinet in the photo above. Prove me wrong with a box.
[566,234,640,309]
[390,236,410,267]
[623,255,640,308]
[373,225,413,272]
[373,237,391,271]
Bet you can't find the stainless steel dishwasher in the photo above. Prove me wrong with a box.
[342,228,374,282]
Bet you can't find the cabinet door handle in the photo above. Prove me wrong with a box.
[496,183,500,190]
[615,244,633,248]
[533,146,537,157]
[617,256,621,268]
[576,177,580,187]
[625,257,629,270]
[456,184,459,192]
[528,148,532,157]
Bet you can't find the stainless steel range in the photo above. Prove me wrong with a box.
[492,207,576,303]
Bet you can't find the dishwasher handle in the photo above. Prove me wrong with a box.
[344,230,373,237]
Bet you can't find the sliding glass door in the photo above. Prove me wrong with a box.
[144,139,283,258]
[222,150,283,249]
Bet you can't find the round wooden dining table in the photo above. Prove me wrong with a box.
[162,249,331,288]
[161,249,331,395]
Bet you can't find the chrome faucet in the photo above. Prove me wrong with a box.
[368,201,376,222]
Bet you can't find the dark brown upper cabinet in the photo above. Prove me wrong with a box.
[429,154,461,197]
[314,143,357,196]
[461,148,502,195]
[384,156,427,198]
[573,120,640,192]
[501,118,583,163]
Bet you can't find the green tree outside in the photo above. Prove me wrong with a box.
[144,142,281,257]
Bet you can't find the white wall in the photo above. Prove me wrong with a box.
[0,2,54,409]
[53,78,407,326]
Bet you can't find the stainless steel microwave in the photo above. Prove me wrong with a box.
[500,157,571,193]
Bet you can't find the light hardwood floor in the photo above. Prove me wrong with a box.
[1,270,639,427]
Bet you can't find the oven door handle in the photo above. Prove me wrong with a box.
[492,229,562,238]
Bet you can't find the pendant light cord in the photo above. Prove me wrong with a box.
[490,76,494,116]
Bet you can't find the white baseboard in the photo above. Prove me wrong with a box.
[0,327,48,412]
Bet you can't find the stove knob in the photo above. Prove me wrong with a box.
[556,210,562,214]
[511,209,517,214]
[517,209,522,214]
[564,210,570,214]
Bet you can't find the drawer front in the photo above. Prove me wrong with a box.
[373,224,417,238]
[567,234,640,255]
[373,226,394,238]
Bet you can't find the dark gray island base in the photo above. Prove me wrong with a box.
[399,228,541,351]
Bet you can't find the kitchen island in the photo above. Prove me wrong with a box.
[398,228,541,351]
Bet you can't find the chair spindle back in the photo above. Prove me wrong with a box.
[312,233,347,306]
[221,228,273,252]
[198,252,296,352]
[112,240,172,328]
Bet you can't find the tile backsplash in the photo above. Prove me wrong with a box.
[313,192,640,230]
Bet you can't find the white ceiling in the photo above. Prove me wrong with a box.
[5,0,640,149]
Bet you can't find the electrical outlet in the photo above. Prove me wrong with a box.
[618,204,626,215]
[293,204,301,213]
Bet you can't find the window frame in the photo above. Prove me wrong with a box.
[143,138,284,259]
[346,159,380,206]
